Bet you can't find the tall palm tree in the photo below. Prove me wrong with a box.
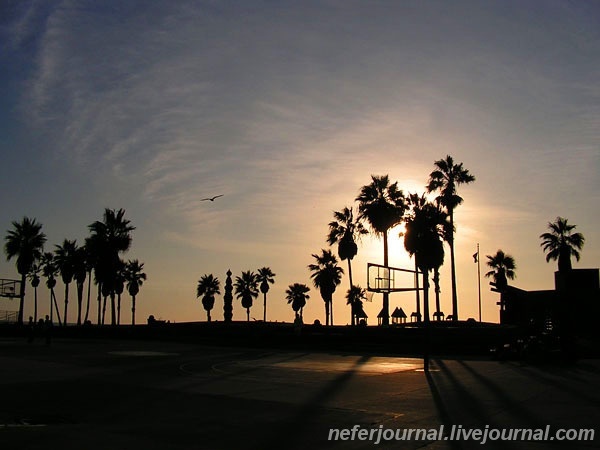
[88,208,135,325]
[27,264,41,323]
[72,245,88,326]
[404,193,428,321]
[404,201,448,323]
[124,259,146,325]
[308,249,344,326]
[484,250,516,292]
[40,252,61,325]
[197,274,220,322]
[256,267,276,322]
[540,217,585,272]
[356,175,407,325]
[234,271,259,322]
[327,206,367,325]
[285,283,310,320]
[4,217,47,325]
[55,239,78,326]
[346,285,367,325]
[427,155,475,321]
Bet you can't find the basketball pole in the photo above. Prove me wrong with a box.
[477,243,482,322]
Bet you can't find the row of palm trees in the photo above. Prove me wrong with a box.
[4,209,147,326]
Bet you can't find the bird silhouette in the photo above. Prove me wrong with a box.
[201,194,224,202]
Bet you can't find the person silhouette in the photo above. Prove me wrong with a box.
[27,316,35,343]
[44,315,53,346]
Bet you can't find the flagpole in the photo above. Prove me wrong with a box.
[477,243,482,322]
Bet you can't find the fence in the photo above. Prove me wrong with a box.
[0,310,18,323]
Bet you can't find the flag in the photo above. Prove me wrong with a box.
[473,251,478,263]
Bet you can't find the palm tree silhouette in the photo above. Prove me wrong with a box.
[285,283,310,320]
[40,252,61,325]
[356,175,407,325]
[308,249,344,326]
[404,201,448,322]
[114,260,126,325]
[484,250,516,293]
[124,259,146,325]
[72,245,88,326]
[346,285,367,325]
[197,274,220,322]
[55,239,78,326]
[327,206,367,325]
[427,155,475,321]
[4,217,47,325]
[27,264,41,323]
[234,271,259,321]
[257,267,276,322]
[88,209,135,325]
[540,217,585,272]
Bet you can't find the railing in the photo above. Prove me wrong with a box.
[0,310,18,323]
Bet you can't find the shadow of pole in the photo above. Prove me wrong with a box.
[252,354,371,450]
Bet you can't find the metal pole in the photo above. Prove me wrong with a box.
[477,243,482,322]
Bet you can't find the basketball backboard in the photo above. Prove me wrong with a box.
[367,263,423,293]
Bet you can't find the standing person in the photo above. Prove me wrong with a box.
[44,315,53,346]
[27,316,35,343]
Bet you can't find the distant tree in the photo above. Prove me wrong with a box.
[55,239,78,326]
[257,267,276,322]
[4,217,47,325]
[308,249,344,326]
[346,285,367,325]
[234,271,259,321]
[40,252,61,325]
[404,201,448,322]
[327,206,367,325]
[356,175,407,325]
[197,274,221,322]
[285,283,310,320]
[223,269,233,322]
[540,217,585,272]
[485,250,516,292]
[124,259,146,325]
[27,264,41,323]
[88,208,135,325]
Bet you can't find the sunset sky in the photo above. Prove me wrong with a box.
[1,0,598,325]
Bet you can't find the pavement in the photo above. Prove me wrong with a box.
[0,337,598,449]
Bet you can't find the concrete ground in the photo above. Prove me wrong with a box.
[0,337,598,449]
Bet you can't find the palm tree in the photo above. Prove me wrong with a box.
[404,193,428,321]
[55,239,78,326]
[356,175,407,325]
[327,206,367,325]
[256,267,276,322]
[72,245,88,326]
[88,208,135,325]
[427,155,475,321]
[234,271,259,321]
[285,283,310,320]
[40,252,61,325]
[197,274,220,322]
[404,201,448,323]
[484,250,516,293]
[308,249,344,326]
[27,264,41,323]
[4,217,47,325]
[114,260,125,325]
[540,217,585,272]
[124,259,146,325]
[346,285,367,325]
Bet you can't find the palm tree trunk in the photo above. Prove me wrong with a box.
[17,273,26,325]
[423,269,430,323]
[84,270,92,323]
[34,287,38,323]
[102,295,107,325]
[117,293,121,325]
[76,282,83,326]
[131,295,136,325]
[246,308,250,322]
[110,293,116,325]
[52,289,62,326]
[331,298,334,326]
[414,260,421,322]
[347,259,355,326]
[263,292,267,322]
[97,283,102,325]
[434,268,441,320]
[207,310,211,322]
[449,210,458,320]
[63,284,69,326]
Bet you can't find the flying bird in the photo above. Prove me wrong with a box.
[201,194,224,202]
